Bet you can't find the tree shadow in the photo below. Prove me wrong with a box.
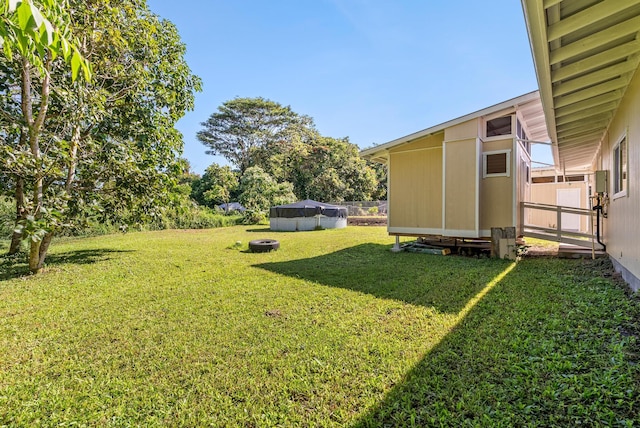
[244,227,327,233]
[254,243,511,315]
[348,259,638,426]
[0,248,134,281]
[245,227,283,233]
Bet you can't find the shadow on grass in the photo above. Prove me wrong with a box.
[349,259,639,427]
[0,248,133,281]
[254,243,512,315]
[245,227,293,233]
[245,227,342,233]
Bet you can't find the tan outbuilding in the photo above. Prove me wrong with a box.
[361,91,548,241]
[362,0,640,290]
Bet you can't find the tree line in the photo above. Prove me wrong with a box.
[191,97,386,217]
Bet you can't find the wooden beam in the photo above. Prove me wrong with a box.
[557,123,608,139]
[554,102,618,125]
[549,14,640,65]
[557,119,609,134]
[558,135,602,149]
[553,61,639,95]
[557,138,604,152]
[558,126,608,142]
[558,145,601,158]
[551,40,640,82]
[558,150,599,164]
[553,77,629,108]
[558,138,603,151]
[543,0,563,9]
[554,91,621,117]
[547,0,639,42]
[521,0,559,143]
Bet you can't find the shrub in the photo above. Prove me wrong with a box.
[241,209,267,225]
[0,197,15,241]
[158,204,241,230]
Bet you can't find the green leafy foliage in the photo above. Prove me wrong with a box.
[197,97,314,174]
[238,166,295,212]
[191,163,239,209]
[287,135,377,202]
[367,160,387,200]
[0,0,90,80]
[0,196,13,239]
[0,0,201,271]
[197,97,379,205]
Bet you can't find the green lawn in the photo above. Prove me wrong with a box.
[0,226,638,426]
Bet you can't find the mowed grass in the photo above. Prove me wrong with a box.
[0,226,638,426]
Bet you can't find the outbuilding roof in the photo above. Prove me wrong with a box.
[361,91,548,163]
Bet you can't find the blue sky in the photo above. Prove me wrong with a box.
[146,0,549,175]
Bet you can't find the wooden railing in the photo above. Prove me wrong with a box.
[519,202,604,249]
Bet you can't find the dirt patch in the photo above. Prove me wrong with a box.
[523,244,559,257]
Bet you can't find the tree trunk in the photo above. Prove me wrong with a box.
[28,239,42,273]
[21,55,52,273]
[66,123,81,192]
[8,177,25,254]
[37,232,53,270]
[9,231,23,254]
[28,232,54,273]
[9,134,29,255]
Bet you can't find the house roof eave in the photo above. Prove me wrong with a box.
[360,90,542,160]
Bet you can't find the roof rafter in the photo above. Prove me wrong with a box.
[553,60,639,96]
[549,14,640,64]
[551,40,640,82]
[547,0,638,42]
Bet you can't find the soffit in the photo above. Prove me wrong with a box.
[524,0,640,170]
[360,91,544,162]
[518,96,550,143]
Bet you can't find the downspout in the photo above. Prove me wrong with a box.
[592,195,606,251]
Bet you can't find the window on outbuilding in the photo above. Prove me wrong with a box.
[532,176,555,184]
[566,175,585,182]
[483,150,510,178]
[516,118,531,154]
[486,116,512,138]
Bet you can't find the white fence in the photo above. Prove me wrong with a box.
[520,201,603,249]
[329,201,387,217]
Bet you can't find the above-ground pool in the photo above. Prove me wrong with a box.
[269,200,348,231]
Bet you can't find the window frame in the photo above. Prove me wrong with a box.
[483,114,514,140]
[612,133,628,199]
[483,149,511,178]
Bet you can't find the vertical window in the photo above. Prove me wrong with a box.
[516,119,531,154]
[485,116,512,137]
[613,135,627,196]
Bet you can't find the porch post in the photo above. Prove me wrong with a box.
[391,235,401,252]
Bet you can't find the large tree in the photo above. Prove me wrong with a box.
[197,97,314,174]
[0,0,89,265]
[197,97,380,204]
[289,136,377,202]
[0,0,201,272]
